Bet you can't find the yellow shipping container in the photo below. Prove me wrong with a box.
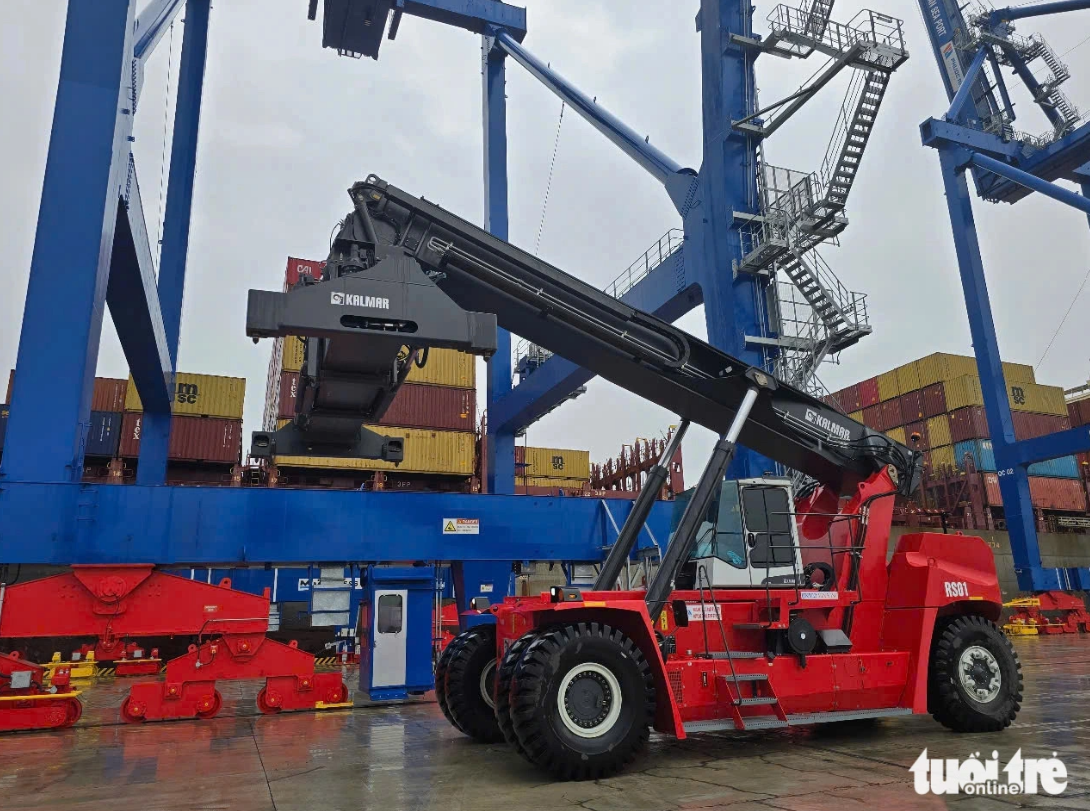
[848,410,864,422]
[943,375,984,411]
[281,336,305,373]
[405,348,475,388]
[930,445,955,472]
[877,370,900,402]
[1009,381,1065,415]
[894,362,921,395]
[275,426,474,475]
[521,447,591,480]
[917,353,977,387]
[885,426,907,445]
[1002,361,1035,385]
[927,414,952,447]
[125,373,245,419]
[517,477,589,489]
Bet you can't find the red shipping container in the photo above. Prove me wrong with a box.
[862,404,882,430]
[949,406,990,442]
[4,369,11,403]
[1078,452,1090,478]
[900,390,925,424]
[1012,411,1069,440]
[119,413,242,463]
[379,384,476,432]
[284,256,325,289]
[982,474,1089,512]
[906,420,929,451]
[91,378,128,412]
[921,383,947,419]
[982,473,1002,507]
[858,377,880,408]
[921,450,933,475]
[835,384,862,413]
[876,398,903,431]
[1068,398,1090,427]
[278,371,300,419]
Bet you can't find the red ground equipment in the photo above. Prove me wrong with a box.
[1005,591,1090,634]
[0,565,347,730]
[0,651,81,732]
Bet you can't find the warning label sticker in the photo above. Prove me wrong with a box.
[686,604,722,621]
[443,518,480,535]
[800,590,839,601]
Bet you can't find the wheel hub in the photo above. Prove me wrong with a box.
[557,662,623,739]
[958,645,1002,703]
[479,659,497,710]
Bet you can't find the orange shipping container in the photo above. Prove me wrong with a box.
[119,413,242,464]
[982,473,1088,512]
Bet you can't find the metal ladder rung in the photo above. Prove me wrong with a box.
[722,672,769,683]
[703,650,763,660]
[736,696,779,706]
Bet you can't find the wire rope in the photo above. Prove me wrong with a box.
[534,101,566,256]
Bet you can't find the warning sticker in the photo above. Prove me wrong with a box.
[443,518,480,535]
[800,590,839,601]
[686,604,722,621]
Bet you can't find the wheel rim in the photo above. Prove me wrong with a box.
[479,659,497,710]
[557,662,622,738]
[958,645,1002,703]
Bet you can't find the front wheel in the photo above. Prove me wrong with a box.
[445,625,503,743]
[510,623,655,781]
[929,615,1022,733]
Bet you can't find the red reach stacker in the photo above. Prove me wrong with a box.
[245,176,1023,779]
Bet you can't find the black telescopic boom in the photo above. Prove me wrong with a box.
[645,387,759,620]
[593,420,690,591]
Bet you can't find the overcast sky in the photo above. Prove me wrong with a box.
[2,0,1090,478]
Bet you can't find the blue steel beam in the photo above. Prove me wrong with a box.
[483,35,515,494]
[935,147,1056,591]
[946,47,990,125]
[986,0,1090,23]
[967,151,1090,216]
[0,482,672,566]
[494,30,696,211]
[399,0,526,39]
[1007,426,1090,467]
[490,246,699,434]
[134,0,187,60]
[0,0,172,484]
[138,0,212,486]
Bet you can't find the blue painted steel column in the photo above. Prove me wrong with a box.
[0,0,137,484]
[137,0,212,486]
[483,35,515,495]
[937,148,1056,591]
[694,0,774,479]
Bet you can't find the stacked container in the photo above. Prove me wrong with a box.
[263,257,479,488]
[515,446,592,492]
[829,351,1081,513]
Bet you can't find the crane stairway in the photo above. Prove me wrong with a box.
[982,29,1080,134]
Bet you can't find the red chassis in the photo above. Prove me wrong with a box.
[438,469,1022,780]
[0,565,347,730]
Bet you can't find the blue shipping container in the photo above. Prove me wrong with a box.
[86,411,122,457]
[955,439,996,472]
[1028,455,1080,478]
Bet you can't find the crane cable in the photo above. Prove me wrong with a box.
[155,21,177,258]
[534,101,566,256]
[1036,265,1090,369]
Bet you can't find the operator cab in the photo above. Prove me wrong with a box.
[674,477,804,589]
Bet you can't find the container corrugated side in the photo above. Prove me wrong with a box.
[917,353,976,387]
[85,411,122,457]
[284,256,325,289]
[954,439,996,472]
[906,420,929,451]
[380,384,476,432]
[1002,361,1035,385]
[125,373,246,419]
[119,413,243,463]
[834,384,862,413]
[949,406,989,442]
[900,390,925,423]
[927,414,952,447]
[92,378,128,412]
[876,398,903,431]
[1029,477,1088,511]
[877,370,900,402]
[1009,382,1066,416]
[517,476,589,489]
[885,426,907,445]
[930,444,955,472]
[858,377,880,408]
[943,375,984,411]
[921,382,947,418]
[1068,396,1090,427]
[848,410,864,423]
[895,361,921,395]
[862,405,882,429]
[517,446,591,480]
[1028,456,1080,478]
[275,426,475,475]
[982,473,1003,506]
[1012,411,1069,440]
[278,371,300,419]
[405,349,476,388]
[281,336,305,373]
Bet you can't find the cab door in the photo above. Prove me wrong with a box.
[737,480,804,587]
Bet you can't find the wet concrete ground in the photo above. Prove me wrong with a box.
[0,636,1087,811]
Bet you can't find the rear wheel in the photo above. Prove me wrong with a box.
[494,631,539,754]
[929,615,1022,732]
[445,625,503,743]
[510,623,655,781]
[435,631,467,731]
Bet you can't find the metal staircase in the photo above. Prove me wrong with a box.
[820,69,889,213]
[802,0,836,39]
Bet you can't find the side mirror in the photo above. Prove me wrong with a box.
[671,599,689,628]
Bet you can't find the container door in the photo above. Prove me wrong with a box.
[739,482,804,587]
[371,589,408,688]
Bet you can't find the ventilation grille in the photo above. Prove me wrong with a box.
[668,670,684,703]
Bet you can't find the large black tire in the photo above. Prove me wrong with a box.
[446,625,504,743]
[436,630,471,732]
[494,631,540,754]
[929,615,1022,733]
[510,623,655,780]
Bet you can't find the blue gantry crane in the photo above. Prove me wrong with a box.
[916,0,1090,591]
